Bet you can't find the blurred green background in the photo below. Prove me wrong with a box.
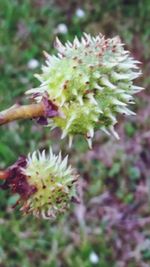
[0,0,150,266]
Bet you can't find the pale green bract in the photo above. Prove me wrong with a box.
[26,33,143,148]
[21,148,77,219]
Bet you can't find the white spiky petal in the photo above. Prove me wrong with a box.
[26,33,143,147]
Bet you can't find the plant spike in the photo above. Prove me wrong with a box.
[0,148,78,219]
[26,33,143,147]
[0,33,143,148]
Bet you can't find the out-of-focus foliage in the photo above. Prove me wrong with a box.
[0,0,150,266]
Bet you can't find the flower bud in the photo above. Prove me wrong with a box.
[1,149,78,219]
[27,33,143,147]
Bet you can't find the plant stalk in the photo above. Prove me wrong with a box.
[0,170,9,180]
[0,102,45,126]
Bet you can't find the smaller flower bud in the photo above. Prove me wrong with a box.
[1,148,78,219]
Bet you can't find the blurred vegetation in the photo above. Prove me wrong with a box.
[0,0,150,266]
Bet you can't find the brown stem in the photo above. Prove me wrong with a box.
[0,102,45,126]
[0,170,9,180]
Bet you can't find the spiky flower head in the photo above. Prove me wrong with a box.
[2,149,78,219]
[27,33,143,147]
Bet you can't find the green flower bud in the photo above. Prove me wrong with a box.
[2,149,78,219]
[27,33,143,147]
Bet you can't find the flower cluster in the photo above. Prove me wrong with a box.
[27,33,143,147]
[1,149,78,219]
